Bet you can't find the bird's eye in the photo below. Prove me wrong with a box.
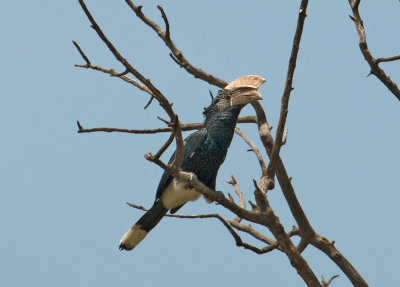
[222,94,230,101]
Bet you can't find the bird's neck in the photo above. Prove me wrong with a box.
[205,108,241,147]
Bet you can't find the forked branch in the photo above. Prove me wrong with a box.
[348,0,400,101]
[267,0,309,180]
[76,117,257,134]
[125,0,227,88]
[76,1,370,286]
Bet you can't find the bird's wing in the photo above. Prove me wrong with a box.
[155,128,208,201]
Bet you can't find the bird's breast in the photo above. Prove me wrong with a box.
[160,179,202,209]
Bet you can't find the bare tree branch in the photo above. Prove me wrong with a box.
[76,117,257,134]
[75,1,372,286]
[348,0,400,101]
[309,235,368,287]
[229,219,276,245]
[353,0,361,10]
[170,115,184,170]
[297,238,309,254]
[78,0,176,119]
[125,1,227,88]
[72,40,91,65]
[251,101,369,286]
[376,54,400,64]
[251,101,315,235]
[126,202,274,254]
[225,175,246,209]
[253,179,269,212]
[153,124,176,160]
[321,274,340,287]
[73,41,153,96]
[235,127,268,177]
[267,0,309,180]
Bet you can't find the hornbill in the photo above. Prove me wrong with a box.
[119,75,265,251]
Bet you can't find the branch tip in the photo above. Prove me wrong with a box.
[77,120,83,132]
[321,274,340,287]
[144,96,155,109]
[157,5,170,40]
[72,40,91,65]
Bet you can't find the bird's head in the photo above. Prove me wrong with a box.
[204,75,265,119]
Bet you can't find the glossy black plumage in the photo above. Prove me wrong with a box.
[119,88,260,250]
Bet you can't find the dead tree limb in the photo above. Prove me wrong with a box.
[125,0,227,88]
[348,0,400,101]
[267,0,309,180]
[76,117,257,134]
[75,1,371,286]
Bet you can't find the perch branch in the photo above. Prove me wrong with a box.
[76,2,368,286]
[126,202,274,254]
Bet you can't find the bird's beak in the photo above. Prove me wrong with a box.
[230,88,263,107]
[225,75,265,107]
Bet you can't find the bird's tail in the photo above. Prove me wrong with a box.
[119,200,168,251]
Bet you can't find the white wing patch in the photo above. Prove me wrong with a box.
[161,179,201,209]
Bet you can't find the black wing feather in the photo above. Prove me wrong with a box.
[155,128,208,201]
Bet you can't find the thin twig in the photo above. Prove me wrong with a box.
[77,122,172,134]
[73,41,153,95]
[251,100,315,235]
[170,115,184,170]
[75,64,152,95]
[144,96,155,109]
[153,127,175,159]
[76,116,257,134]
[125,1,227,88]
[72,40,91,65]
[348,0,400,101]
[157,5,170,41]
[229,219,276,245]
[321,275,340,287]
[236,124,275,197]
[75,3,363,286]
[267,0,309,179]
[157,116,170,125]
[253,179,269,212]
[225,176,245,209]
[78,0,176,119]
[235,127,268,176]
[376,54,400,64]
[309,234,368,287]
[126,202,273,254]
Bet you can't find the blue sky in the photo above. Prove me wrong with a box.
[1,1,399,286]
